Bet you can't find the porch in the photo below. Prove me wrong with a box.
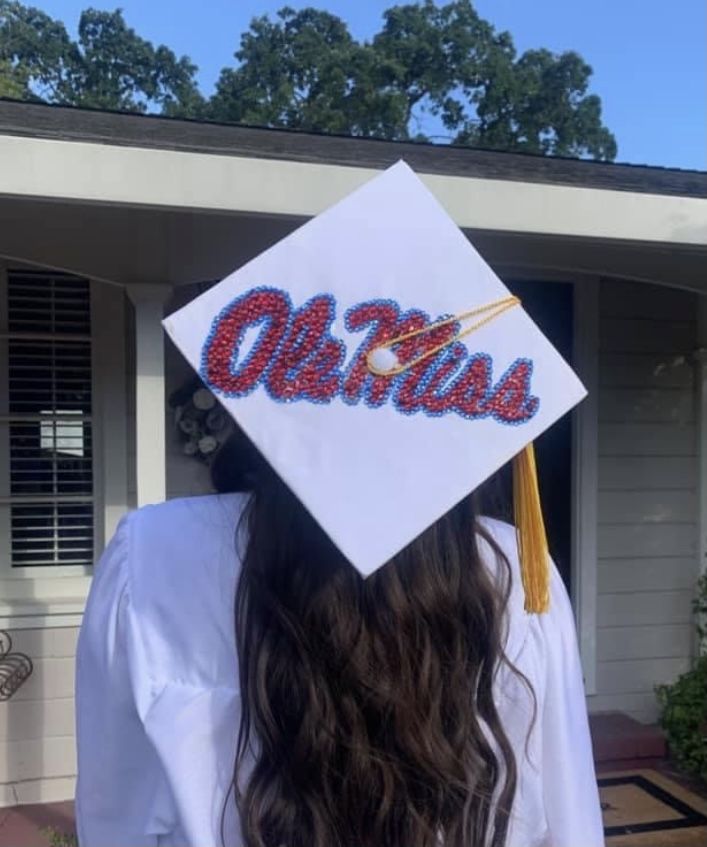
[0,99,706,809]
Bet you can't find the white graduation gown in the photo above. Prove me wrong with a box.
[75,494,604,847]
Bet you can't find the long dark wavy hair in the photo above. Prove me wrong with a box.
[213,428,521,847]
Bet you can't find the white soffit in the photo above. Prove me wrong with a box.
[0,134,706,247]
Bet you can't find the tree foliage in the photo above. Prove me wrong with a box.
[656,575,707,782]
[211,1,616,159]
[0,0,617,160]
[0,1,203,113]
[0,57,27,98]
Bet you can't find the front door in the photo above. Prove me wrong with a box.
[476,280,574,590]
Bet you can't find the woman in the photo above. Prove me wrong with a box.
[76,162,603,845]
[75,431,603,847]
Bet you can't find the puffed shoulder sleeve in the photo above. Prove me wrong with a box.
[539,568,605,847]
[75,515,174,847]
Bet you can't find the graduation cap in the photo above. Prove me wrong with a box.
[163,162,586,613]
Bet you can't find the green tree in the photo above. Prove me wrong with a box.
[0,1,73,102]
[0,57,29,98]
[0,1,203,114]
[211,1,617,160]
[1,0,616,160]
[209,8,406,138]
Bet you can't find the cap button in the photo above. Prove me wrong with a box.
[368,347,401,375]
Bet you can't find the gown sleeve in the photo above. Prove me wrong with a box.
[75,515,174,846]
[540,566,605,846]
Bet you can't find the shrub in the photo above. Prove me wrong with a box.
[41,827,78,847]
[656,573,707,781]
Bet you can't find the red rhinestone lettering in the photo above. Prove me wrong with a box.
[266,295,343,402]
[483,359,539,423]
[342,302,428,407]
[204,287,291,397]
[395,321,459,414]
[201,287,539,425]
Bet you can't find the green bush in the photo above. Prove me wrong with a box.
[41,827,78,847]
[696,572,707,650]
[656,573,707,781]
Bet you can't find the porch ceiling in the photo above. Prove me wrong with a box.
[1,195,705,294]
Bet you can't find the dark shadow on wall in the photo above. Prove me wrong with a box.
[476,280,574,591]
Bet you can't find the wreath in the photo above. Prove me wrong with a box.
[168,376,232,463]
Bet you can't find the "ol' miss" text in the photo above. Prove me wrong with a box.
[201,287,539,424]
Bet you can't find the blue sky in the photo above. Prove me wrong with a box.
[35,0,706,170]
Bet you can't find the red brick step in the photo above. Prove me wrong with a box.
[590,711,667,772]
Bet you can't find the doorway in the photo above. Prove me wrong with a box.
[476,280,574,590]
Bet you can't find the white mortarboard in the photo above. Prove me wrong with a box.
[163,161,586,612]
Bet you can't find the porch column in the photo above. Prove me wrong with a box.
[573,276,599,695]
[696,298,707,583]
[695,297,707,654]
[127,284,172,507]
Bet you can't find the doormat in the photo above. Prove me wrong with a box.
[599,770,707,847]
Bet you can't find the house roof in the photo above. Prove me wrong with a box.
[1,98,705,199]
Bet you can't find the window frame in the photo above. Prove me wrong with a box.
[0,264,128,626]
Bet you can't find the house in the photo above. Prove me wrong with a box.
[0,97,706,807]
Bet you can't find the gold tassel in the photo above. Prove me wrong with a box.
[513,443,551,614]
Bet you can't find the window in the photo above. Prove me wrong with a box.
[0,271,94,568]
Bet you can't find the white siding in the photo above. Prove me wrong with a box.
[0,289,207,806]
[0,626,78,806]
[592,279,699,724]
[2,279,699,807]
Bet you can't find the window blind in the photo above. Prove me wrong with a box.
[4,271,94,567]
